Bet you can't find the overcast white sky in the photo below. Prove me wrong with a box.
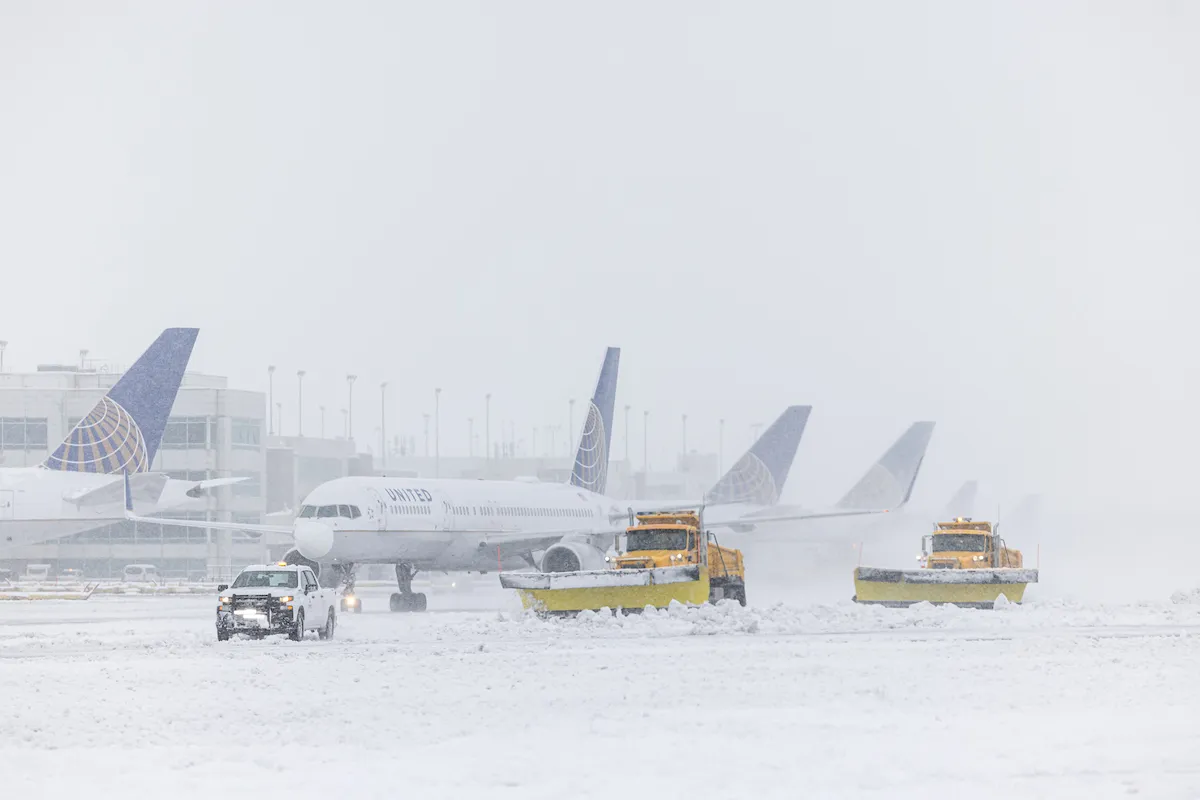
[2,2,1197,514]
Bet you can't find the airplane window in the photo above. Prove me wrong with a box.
[338,505,351,518]
[318,505,337,518]
[299,505,316,518]
[351,506,361,518]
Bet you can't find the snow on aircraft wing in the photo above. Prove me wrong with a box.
[123,511,294,535]
[67,473,170,507]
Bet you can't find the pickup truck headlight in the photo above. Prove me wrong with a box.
[219,596,232,604]
[278,596,293,603]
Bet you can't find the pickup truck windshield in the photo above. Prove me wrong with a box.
[931,534,987,553]
[231,570,298,589]
[626,529,689,552]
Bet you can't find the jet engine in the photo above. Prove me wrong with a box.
[540,540,608,573]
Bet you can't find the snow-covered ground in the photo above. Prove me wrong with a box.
[3,582,1200,798]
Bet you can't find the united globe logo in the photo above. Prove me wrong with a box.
[704,453,779,506]
[571,401,608,494]
[45,397,150,474]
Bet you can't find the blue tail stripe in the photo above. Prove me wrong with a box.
[570,347,620,495]
[43,328,198,473]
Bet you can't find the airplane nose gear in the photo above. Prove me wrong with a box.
[335,563,362,613]
[389,562,427,612]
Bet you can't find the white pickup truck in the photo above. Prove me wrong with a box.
[216,563,338,642]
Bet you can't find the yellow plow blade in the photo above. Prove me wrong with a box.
[501,566,710,613]
[853,566,1038,608]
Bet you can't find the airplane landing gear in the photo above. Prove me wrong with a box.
[389,562,427,612]
[336,563,362,613]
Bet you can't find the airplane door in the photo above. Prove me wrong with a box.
[441,498,457,531]
[0,490,12,519]
[364,488,387,531]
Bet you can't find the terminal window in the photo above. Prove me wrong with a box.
[161,417,211,449]
[231,418,262,449]
[0,417,48,450]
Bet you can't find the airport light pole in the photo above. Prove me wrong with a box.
[0,340,7,373]
[624,405,631,462]
[681,413,688,463]
[267,366,276,435]
[346,374,357,442]
[434,388,441,478]
[719,418,725,474]
[296,370,306,437]
[380,382,388,469]
[643,410,650,473]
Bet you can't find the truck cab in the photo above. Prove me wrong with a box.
[614,512,746,605]
[921,518,1023,570]
[216,563,338,642]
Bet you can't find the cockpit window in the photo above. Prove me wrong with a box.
[338,504,351,518]
[317,505,338,518]
[298,505,316,518]
[349,506,361,519]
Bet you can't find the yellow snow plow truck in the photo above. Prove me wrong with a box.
[499,510,746,615]
[853,518,1038,608]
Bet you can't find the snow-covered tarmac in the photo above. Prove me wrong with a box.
[3,584,1200,799]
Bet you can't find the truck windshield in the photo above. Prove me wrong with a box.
[626,529,689,552]
[931,534,988,553]
[231,570,298,589]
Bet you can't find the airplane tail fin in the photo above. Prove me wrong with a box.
[43,328,199,474]
[836,421,935,510]
[570,347,620,495]
[704,406,811,506]
[942,480,978,519]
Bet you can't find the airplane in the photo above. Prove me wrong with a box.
[726,420,937,530]
[0,328,243,548]
[133,347,930,612]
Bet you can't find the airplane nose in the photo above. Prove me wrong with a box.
[294,519,334,559]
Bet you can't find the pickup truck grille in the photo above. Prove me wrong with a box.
[232,593,276,611]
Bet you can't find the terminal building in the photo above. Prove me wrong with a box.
[0,362,720,582]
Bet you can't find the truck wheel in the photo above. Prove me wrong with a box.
[735,586,747,607]
[412,592,427,612]
[217,627,230,642]
[289,609,305,641]
[318,609,336,641]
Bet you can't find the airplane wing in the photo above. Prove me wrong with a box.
[723,507,889,526]
[186,477,247,497]
[66,473,170,507]
[124,512,293,535]
[611,503,892,528]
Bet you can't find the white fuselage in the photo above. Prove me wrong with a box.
[297,477,624,571]
[0,467,210,548]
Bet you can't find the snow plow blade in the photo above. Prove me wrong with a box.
[500,566,709,614]
[853,566,1038,608]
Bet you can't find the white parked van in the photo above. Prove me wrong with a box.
[24,564,52,582]
[122,564,160,584]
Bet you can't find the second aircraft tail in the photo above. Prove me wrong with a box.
[836,421,936,510]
